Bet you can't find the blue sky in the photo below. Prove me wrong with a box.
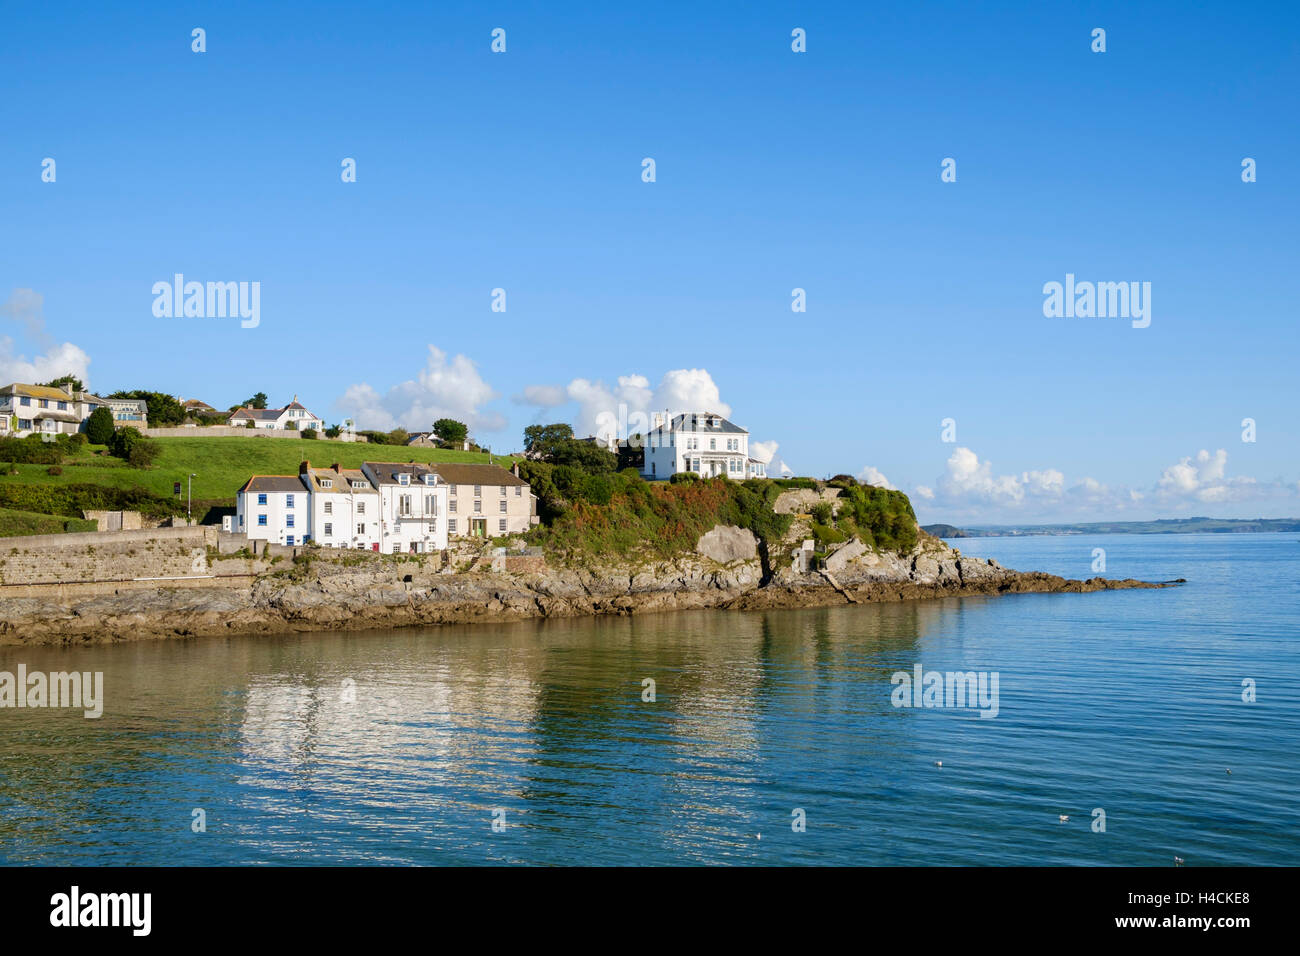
[2,1,1297,523]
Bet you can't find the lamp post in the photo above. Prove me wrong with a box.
[187,473,197,523]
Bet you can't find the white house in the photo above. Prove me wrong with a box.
[361,461,450,554]
[300,461,381,551]
[639,411,767,481]
[228,396,324,432]
[0,382,102,438]
[236,475,311,546]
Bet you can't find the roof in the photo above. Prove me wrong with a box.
[363,461,527,488]
[649,412,747,435]
[230,408,283,421]
[0,382,80,401]
[301,462,377,494]
[427,462,528,487]
[240,475,307,494]
[102,397,148,410]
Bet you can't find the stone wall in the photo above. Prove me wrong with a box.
[0,526,222,587]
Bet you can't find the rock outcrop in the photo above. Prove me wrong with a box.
[0,520,1180,646]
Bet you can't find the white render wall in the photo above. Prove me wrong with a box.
[237,487,310,545]
[311,491,380,550]
[373,479,449,553]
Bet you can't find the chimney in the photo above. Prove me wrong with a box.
[299,460,310,475]
[61,383,73,397]
[331,463,341,473]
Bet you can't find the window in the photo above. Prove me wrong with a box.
[449,499,457,513]
[425,495,436,514]
[324,522,333,536]
[324,501,333,515]
[357,502,365,514]
[392,543,401,554]
[38,399,48,408]
[399,494,412,516]
[258,514,267,526]
[449,519,457,534]
[357,523,365,535]
[499,518,507,532]
[499,500,507,513]
[514,486,521,497]
[429,518,437,533]
[351,481,365,489]
[286,514,295,528]
[257,493,268,505]
[449,484,457,495]
[19,397,30,406]
[692,458,701,473]
[397,473,410,486]
[500,485,507,496]
[286,494,295,508]
[286,535,294,546]
[709,439,716,450]
[473,485,481,496]
[58,401,67,411]
[424,474,435,486]
[321,479,332,489]
[473,500,482,513]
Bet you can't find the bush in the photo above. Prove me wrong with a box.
[46,465,63,476]
[302,429,318,440]
[127,442,160,468]
[0,436,63,465]
[85,406,116,445]
[69,433,88,448]
[810,502,833,524]
[669,471,700,484]
[774,477,818,490]
[324,425,342,439]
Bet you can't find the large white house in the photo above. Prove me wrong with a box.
[228,396,324,432]
[362,461,450,554]
[639,411,767,481]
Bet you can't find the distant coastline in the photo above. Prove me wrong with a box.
[922,517,1300,538]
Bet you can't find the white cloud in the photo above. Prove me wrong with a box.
[335,345,504,434]
[917,444,1290,522]
[857,465,895,489]
[1155,449,1261,504]
[517,367,732,439]
[0,288,92,387]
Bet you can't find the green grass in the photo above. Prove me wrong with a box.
[0,507,98,537]
[0,436,517,510]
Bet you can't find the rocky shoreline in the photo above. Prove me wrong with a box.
[0,526,1181,646]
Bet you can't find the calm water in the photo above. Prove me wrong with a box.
[1,532,1296,866]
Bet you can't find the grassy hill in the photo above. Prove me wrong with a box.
[0,435,516,534]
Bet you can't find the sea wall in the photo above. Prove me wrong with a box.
[0,524,1177,646]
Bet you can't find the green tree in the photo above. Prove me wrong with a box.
[242,392,269,409]
[107,389,184,425]
[523,423,574,459]
[432,418,469,446]
[39,374,85,392]
[85,406,115,445]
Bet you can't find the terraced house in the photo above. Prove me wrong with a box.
[361,461,449,554]
[300,462,380,550]
[233,461,535,551]
[429,463,536,538]
[235,475,309,546]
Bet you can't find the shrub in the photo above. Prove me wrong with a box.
[85,407,115,445]
[810,502,833,524]
[669,471,700,484]
[46,465,63,476]
[302,429,318,440]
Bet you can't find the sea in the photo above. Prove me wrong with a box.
[1,532,1295,865]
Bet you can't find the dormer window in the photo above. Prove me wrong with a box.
[397,473,410,486]
[423,474,435,486]
[320,479,332,489]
